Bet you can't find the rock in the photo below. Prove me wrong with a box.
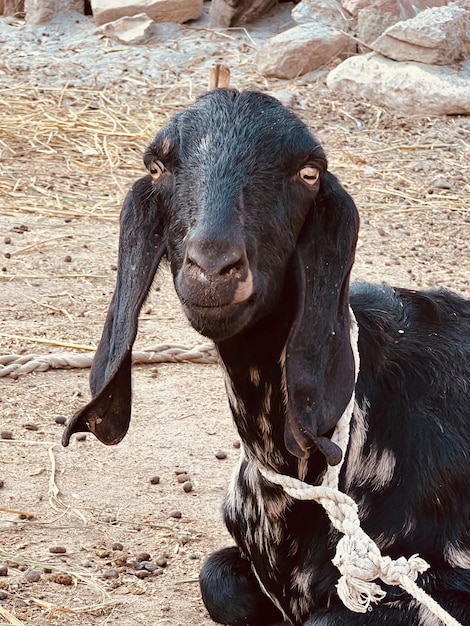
[341,0,446,17]
[292,0,350,28]
[398,0,448,19]
[25,0,56,23]
[90,0,203,27]
[49,545,67,554]
[341,0,380,16]
[99,13,158,44]
[327,52,470,116]
[4,0,24,17]
[357,6,400,46]
[257,22,353,79]
[209,0,276,27]
[372,5,470,64]
[24,568,41,582]
[25,0,84,23]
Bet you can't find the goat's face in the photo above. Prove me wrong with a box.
[144,90,326,341]
[63,89,360,465]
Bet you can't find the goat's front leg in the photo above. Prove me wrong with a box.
[200,546,286,626]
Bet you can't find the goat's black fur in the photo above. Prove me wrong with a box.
[63,89,470,625]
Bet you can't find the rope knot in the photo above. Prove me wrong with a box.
[333,535,430,613]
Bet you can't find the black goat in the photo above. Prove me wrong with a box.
[63,89,470,625]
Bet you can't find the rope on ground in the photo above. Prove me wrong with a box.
[0,343,218,379]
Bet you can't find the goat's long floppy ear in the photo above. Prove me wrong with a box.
[284,171,359,466]
[62,176,167,447]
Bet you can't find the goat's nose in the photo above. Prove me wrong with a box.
[186,237,247,281]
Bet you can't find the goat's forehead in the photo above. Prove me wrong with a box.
[160,94,319,160]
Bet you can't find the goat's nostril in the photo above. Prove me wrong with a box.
[186,242,247,281]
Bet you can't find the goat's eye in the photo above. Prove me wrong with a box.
[298,166,320,186]
[149,160,166,180]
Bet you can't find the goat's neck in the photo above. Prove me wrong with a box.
[216,319,327,481]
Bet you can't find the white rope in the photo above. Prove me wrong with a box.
[258,309,462,626]
[0,343,218,379]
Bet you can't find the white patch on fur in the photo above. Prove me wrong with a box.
[444,542,470,569]
[345,416,397,494]
[232,268,254,304]
[249,366,260,387]
[224,377,242,415]
[196,133,211,158]
[343,400,368,492]
[356,445,397,491]
[290,566,313,618]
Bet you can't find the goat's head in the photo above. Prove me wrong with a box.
[63,89,360,465]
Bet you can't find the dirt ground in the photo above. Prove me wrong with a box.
[1,4,470,626]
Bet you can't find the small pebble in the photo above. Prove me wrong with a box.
[75,433,87,442]
[96,549,111,558]
[0,590,7,600]
[176,474,189,483]
[3,237,11,244]
[110,264,117,271]
[23,423,39,431]
[0,431,13,440]
[135,570,151,579]
[4,252,10,259]
[135,552,151,563]
[142,562,159,572]
[114,552,127,567]
[182,481,193,493]
[174,469,189,476]
[169,510,182,519]
[155,557,168,568]
[215,451,227,460]
[176,531,191,545]
[43,567,52,574]
[149,475,160,485]
[64,255,72,263]
[0,565,7,576]
[54,415,67,425]
[49,546,67,554]
[112,542,124,551]
[24,569,41,583]
[0,480,4,489]
[102,569,119,579]
[233,440,241,449]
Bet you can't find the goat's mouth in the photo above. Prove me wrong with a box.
[182,297,257,341]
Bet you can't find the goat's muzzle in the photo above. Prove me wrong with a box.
[175,234,255,340]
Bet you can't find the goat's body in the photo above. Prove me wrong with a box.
[204,283,470,624]
[62,90,470,625]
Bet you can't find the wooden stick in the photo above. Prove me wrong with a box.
[208,65,231,91]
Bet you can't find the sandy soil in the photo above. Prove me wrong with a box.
[0,3,469,625]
